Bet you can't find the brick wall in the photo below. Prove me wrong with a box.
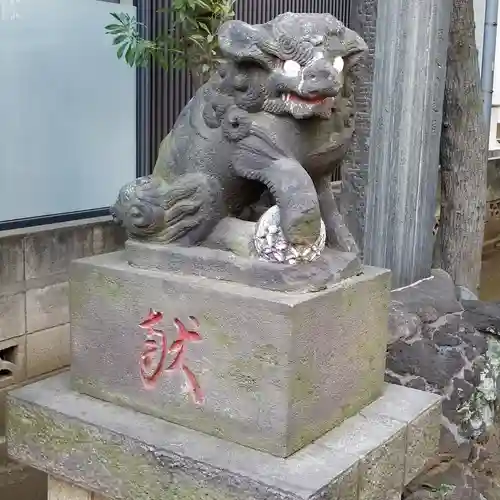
[0,216,125,499]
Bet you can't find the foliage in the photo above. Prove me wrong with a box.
[105,0,235,81]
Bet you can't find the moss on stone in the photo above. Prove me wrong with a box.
[9,402,242,500]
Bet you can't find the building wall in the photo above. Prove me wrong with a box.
[0,217,125,499]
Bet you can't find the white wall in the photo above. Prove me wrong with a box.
[0,0,137,222]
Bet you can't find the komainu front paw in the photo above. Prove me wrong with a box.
[281,206,322,247]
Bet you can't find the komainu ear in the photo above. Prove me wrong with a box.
[342,27,368,70]
[218,20,273,68]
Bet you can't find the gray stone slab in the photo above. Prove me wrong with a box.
[26,282,69,333]
[0,292,25,342]
[125,240,361,293]
[24,225,93,280]
[0,235,24,289]
[361,384,442,487]
[92,222,126,256]
[7,374,441,500]
[391,269,463,316]
[69,251,390,457]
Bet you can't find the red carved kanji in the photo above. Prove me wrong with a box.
[139,309,167,391]
[138,309,204,405]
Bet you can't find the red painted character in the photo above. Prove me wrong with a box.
[138,310,204,405]
[138,309,166,390]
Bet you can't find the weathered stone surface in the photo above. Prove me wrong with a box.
[0,292,25,342]
[25,225,93,280]
[70,251,389,457]
[321,411,406,500]
[387,268,500,463]
[26,282,69,333]
[7,375,442,500]
[48,477,91,500]
[392,270,463,318]
[358,428,405,500]
[125,241,361,293]
[0,235,24,288]
[26,325,70,379]
[360,384,442,485]
[92,222,125,256]
[462,300,500,336]
[405,404,442,485]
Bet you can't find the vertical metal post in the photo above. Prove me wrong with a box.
[481,0,499,140]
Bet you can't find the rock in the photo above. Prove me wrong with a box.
[462,301,500,336]
[387,272,500,456]
[387,338,465,390]
[392,269,463,318]
[456,286,479,302]
[388,301,422,343]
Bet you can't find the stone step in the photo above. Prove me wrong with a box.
[7,373,441,500]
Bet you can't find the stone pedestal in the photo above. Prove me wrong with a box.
[70,251,389,457]
[8,374,441,500]
[6,247,443,500]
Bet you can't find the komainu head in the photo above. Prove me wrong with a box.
[216,12,368,120]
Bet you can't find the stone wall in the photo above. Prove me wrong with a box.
[0,216,125,499]
[385,270,500,498]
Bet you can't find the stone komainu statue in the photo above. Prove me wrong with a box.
[113,13,367,262]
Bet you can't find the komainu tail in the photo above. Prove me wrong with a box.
[112,173,224,245]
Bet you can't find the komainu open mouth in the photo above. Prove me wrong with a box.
[281,93,330,105]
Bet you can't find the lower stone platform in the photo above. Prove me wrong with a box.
[7,373,441,500]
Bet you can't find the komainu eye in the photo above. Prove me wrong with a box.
[283,59,301,77]
[333,56,344,73]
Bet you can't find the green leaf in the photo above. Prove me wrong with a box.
[198,22,211,34]
[117,42,127,60]
[112,34,128,45]
[110,12,123,23]
[196,0,212,10]
[125,44,135,66]
[104,23,122,31]
[118,12,129,24]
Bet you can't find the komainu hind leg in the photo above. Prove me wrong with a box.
[112,173,225,246]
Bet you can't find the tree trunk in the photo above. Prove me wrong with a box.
[438,0,488,293]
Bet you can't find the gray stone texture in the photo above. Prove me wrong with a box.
[0,292,25,341]
[0,235,24,290]
[364,0,451,288]
[70,251,390,457]
[7,374,441,500]
[0,218,125,360]
[24,224,93,280]
[0,218,125,500]
[26,324,71,379]
[125,240,361,293]
[386,268,500,466]
[26,281,69,333]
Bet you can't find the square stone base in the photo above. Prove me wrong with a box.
[7,374,441,500]
[70,252,390,457]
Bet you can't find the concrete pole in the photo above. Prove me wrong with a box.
[481,0,499,140]
[363,0,452,289]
